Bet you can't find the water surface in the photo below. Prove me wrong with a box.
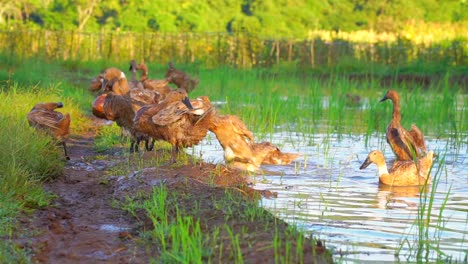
[190,132,468,263]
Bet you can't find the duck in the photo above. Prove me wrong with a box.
[253,142,301,165]
[360,150,434,186]
[135,62,172,98]
[27,102,71,160]
[380,90,427,161]
[98,67,159,152]
[133,90,215,163]
[208,114,300,173]
[92,93,107,119]
[165,62,199,93]
[128,60,145,90]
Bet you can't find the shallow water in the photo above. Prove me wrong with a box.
[190,132,468,263]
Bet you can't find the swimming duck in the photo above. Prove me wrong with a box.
[133,90,215,163]
[208,114,300,173]
[360,150,434,186]
[27,102,71,160]
[380,90,427,161]
[253,142,301,165]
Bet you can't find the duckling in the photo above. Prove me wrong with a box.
[208,114,301,173]
[133,90,215,163]
[360,150,434,186]
[27,102,71,160]
[380,90,427,161]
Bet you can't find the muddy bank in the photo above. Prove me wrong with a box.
[14,116,333,263]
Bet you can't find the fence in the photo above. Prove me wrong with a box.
[0,30,466,68]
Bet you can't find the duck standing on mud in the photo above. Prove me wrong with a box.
[98,67,159,152]
[380,90,427,161]
[360,150,434,186]
[27,102,71,160]
[133,89,215,163]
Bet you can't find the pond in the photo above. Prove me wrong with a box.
[190,131,468,263]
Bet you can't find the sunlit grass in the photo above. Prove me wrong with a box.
[0,81,92,261]
[119,184,323,263]
[0,53,466,262]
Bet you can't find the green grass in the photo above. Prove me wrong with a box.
[0,53,466,262]
[119,184,322,263]
[0,81,93,263]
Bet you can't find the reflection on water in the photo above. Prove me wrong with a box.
[190,131,468,262]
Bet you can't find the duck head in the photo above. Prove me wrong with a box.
[129,60,138,72]
[360,150,385,170]
[380,90,399,103]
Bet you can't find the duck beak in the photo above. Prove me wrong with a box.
[182,96,193,110]
[379,94,388,102]
[57,102,64,108]
[359,157,372,170]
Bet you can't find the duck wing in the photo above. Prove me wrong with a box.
[228,115,254,142]
[417,151,434,179]
[388,126,419,160]
[152,101,190,126]
[409,124,427,155]
[130,88,160,111]
[27,109,64,130]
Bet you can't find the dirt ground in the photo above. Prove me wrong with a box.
[13,116,333,264]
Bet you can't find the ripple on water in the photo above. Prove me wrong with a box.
[189,132,468,262]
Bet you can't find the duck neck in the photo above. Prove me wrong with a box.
[139,65,149,82]
[377,163,389,177]
[117,78,130,95]
[391,98,401,124]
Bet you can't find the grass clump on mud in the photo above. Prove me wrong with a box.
[117,179,331,263]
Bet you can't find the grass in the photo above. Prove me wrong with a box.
[0,83,81,263]
[394,152,466,263]
[118,183,324,263]
[0,52,466,262]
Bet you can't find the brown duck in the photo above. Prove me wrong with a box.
[360,150,434,186]
[380,90,427,161]
[99,67,159,152]
[135,62,172,98]
[208,114,300,173]
[165,62,199,93]
[27,102,71,160]
[133,90,215,163]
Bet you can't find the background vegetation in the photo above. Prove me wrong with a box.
[1,0,467,37]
